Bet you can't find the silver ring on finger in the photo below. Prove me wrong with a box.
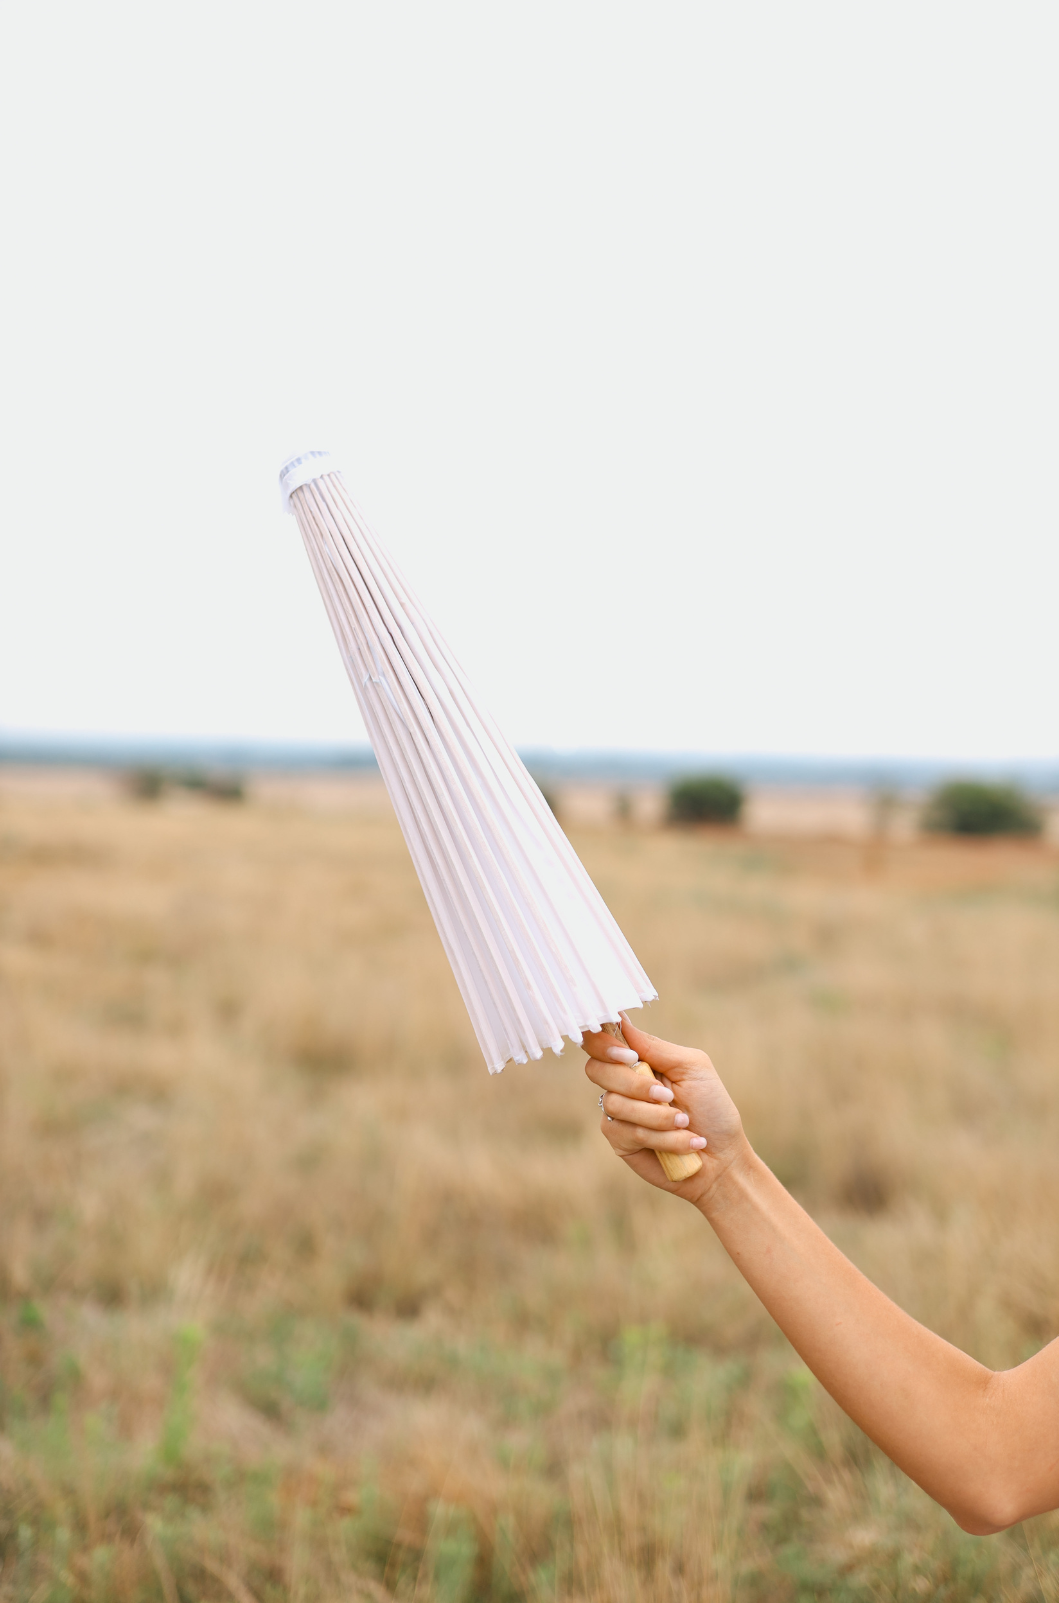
[598,1090,613,1121]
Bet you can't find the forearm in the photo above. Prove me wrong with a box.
[700,1142,1010,1532]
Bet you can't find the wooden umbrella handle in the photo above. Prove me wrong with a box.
[600,1022,703,1182]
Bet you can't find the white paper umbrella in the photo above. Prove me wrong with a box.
[280,450,701,1180]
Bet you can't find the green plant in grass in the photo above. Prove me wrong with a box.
[424,1502,478,1603]
[157,1325,203,1468]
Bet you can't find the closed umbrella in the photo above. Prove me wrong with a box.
[281,450,700,1181]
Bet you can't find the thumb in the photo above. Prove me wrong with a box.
[619,1013,700,1078]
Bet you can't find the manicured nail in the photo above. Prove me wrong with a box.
[606,1046,639,1065]
[648,1083,674,1102]
[673,1112,689,1128]
[689,1136,707,1149]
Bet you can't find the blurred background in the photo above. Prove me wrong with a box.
[2,3,1058,1599]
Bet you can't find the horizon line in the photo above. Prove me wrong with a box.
[1,732,1057,788]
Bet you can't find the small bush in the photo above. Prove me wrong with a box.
[175,768,246,802]
[923,780,1041,837]
[202,773,245,803]
[122,767,245,803]
[667,774,744,826]
[124,766,167,801]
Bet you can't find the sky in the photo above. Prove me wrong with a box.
[1,2,1056,761]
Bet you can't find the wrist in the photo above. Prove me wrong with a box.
[694,1132,757,1219]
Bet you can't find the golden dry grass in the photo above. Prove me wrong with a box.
[2,775,1059,1601]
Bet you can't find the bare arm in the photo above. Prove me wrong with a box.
[583,1014,1059,1535]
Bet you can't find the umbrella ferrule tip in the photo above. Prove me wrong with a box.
[279,449,339,512]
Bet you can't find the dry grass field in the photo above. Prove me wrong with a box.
[2,773,1059,1602]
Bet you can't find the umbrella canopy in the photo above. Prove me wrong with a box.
[281,450,657,1074]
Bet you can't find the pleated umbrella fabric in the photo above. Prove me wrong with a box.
[283,455,656,1073]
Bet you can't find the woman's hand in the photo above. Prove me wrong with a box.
[582,1013,750,1204]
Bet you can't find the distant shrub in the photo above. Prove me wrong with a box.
[869,786,901,837]
[124,766,167,801]
[668,774,744,826]
[923,780,1041,837]
[122,766,245,803]
[173,767,246,802]
[201,773,246,803]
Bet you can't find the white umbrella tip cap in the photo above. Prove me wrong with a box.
[278,449,341,512]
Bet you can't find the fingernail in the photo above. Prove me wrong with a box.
[648,1084,674,1102]
[673,1112,689,1127]
[689,1136,707,1149]
[606,1047,639,1065]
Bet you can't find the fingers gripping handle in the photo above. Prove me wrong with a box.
[601,1023,703,1181]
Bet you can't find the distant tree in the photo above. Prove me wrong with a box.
[667,774,744,826]
[923,780,1041,837]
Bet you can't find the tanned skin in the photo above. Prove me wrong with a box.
[583,1014,1059,1535]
